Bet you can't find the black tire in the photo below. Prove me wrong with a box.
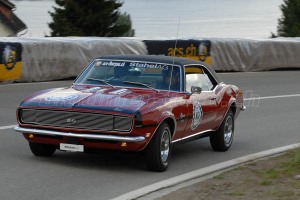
[145,122,172,172]
[210,109,234,152]
[29,142,56,157]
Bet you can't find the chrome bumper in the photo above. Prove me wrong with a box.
[14,126,145,142]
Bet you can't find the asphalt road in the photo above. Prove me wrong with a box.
[1,71,300,200]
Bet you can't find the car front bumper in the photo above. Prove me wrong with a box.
[14,126,145,143]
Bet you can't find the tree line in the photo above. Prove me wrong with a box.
[48,0,299,38]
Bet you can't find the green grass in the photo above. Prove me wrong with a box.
[228,191,245,196]
[256,148,300,186]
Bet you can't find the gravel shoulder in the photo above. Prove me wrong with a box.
[156,148,300,200]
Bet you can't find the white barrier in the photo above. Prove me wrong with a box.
[210,37,300,71]
[1,37,300,83]
[0,37,147,82]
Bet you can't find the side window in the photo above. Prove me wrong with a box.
[185,66,214,93]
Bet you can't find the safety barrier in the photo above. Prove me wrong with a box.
[0,37,147,82]
[1,37,300,83]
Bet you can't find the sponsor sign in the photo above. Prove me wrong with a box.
[0,43,22,81]
[144,39,211,64]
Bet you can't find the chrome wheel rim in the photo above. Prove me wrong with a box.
[161,128,170,164]
[224,116,233,145]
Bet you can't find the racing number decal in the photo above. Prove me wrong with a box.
[191,101,203,130]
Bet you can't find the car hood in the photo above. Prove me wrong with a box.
[20,85,174,114]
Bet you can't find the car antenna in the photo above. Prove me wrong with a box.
[169,17,180,91]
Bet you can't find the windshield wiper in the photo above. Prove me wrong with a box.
[86,78,115,88]
[123,81,159,92]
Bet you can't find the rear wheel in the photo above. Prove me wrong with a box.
[145,122,172,172]
[29,142,56,157]
[210,109,234,152]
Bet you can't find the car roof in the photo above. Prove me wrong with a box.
[98,54,221,83]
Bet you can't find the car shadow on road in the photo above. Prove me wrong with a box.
[27,149,149,172]
[16,137,230,173]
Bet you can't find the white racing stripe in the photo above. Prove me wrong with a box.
[0,125,17,130]
[245,93,300,101]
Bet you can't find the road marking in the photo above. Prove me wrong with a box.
[245,93,300,101]
[0,125,16,130]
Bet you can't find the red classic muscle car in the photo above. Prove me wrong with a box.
[15,55,245,171]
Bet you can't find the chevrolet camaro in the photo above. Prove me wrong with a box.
[15,55,245,171]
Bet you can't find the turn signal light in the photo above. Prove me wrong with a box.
[121,142,127,147]
[146,133,151,138]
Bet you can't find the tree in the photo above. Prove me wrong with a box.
[48,0,135,37]
[272,0,300,37]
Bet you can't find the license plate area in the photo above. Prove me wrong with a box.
[60,143,84,152]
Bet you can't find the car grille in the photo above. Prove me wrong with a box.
[19,109,132,132]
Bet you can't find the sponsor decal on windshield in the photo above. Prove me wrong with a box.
[99,59,171,70]
[129,62,169,70]
[101,61,126,67]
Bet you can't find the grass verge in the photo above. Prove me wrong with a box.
[157,148,300,200]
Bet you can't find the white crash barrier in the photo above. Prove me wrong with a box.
[210,37,300,71]
[1,37,300,83]
[142,37,300,72]
[0,37,147,82]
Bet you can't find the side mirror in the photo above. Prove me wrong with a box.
[191,86,202,94]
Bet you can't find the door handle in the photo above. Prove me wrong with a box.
[209,97,217,101]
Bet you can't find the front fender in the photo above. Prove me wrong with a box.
[159,111,177,138]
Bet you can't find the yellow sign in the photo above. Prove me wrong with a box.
[167,43,211,64]
[144,40,211,65]
[0,44,22,81]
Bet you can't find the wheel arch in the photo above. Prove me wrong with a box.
[162,117,176,139]
[230,101,237,116]
[215,99,236,131]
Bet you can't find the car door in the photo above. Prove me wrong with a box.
[182,65,219,138]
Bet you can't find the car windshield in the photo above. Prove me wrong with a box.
[74,59,181,91]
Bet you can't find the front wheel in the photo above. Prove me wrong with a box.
[29,142,56,157]
[210,109,234,152]
[144,122,172,172]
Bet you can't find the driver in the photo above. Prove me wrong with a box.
[159,67,180,91]
[114,66,129,80]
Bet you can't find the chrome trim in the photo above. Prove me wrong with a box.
[14,126,145,142]
[241,105,246,111]
[172,129,214,143]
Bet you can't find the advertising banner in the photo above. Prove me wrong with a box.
[0,42,22,81]
[144,39,211,64]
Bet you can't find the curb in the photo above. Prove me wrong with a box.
[111,143,300,200]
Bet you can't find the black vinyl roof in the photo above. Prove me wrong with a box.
[99,54,221,83]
